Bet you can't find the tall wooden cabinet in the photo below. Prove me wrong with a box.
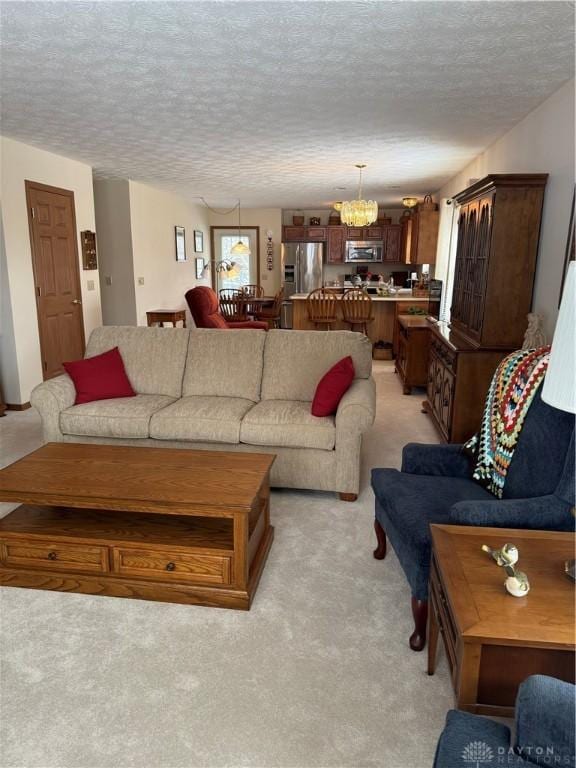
[401,197,439,265]
[424,174,548,443]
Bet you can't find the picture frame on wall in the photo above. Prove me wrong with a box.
[175,226,186,262]
[194,230,204,253]
[195,257,205,280]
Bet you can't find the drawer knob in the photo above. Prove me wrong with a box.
[47,551,57,561]
[443,398,449,407]
[165,562,176,572]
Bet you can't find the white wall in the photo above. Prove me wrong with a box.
[0,136,102,404]
[209,208,282,293]
[436,79,575,339]
[93,179,137,326]
[128,181,211,326]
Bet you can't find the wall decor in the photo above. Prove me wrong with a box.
[266,230,274,271]
[195,257,205,280]
[81,230,98,270]
[175,226,186,262]
[194,229,204,253]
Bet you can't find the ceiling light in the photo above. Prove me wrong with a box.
[230,199,251,257]
[333,202,343,212]
[402,197,419,209]
[339,165,378,227]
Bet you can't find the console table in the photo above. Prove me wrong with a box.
[428,524,575,717]
[146,309,186,328]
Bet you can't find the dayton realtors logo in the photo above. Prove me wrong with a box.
[462,741,494,767]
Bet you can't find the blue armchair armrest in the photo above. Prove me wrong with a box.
[449,494,575,530]
[433,710,522,768]
[515,676,576,768]
[401,443,472,479]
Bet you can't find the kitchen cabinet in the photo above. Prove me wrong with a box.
[346,225,383,240]
[392,299,431,355]
[326,226,346,263]
[282,225,326,242]
[383,225,401,262]
[395,316,431,394]
[401,198,440,265]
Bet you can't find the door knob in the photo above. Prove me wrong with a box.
[72,299,82,305]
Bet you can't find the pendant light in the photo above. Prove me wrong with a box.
[230,199,251,256]
[339,165,378,227]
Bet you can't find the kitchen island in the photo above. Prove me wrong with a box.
[291,293,439,346]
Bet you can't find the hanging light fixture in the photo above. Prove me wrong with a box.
[402,197,419,209]
[339,165,378,227]
[230,199,251,256]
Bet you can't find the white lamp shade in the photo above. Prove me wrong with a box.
[541,262,575,413]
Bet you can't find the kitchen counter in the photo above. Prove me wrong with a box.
[290,292,440,345]
[290,293,426,302]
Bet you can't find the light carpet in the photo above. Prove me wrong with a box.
[0,362,453,768]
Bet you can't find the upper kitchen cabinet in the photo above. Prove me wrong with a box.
[326,225,346,263]
[401,196,440,264]
[383,224,401,262]
[283,225,326,242]
[347,226,383,240]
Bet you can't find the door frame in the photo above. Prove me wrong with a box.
[209,225,260,291]
[25,179,86,380]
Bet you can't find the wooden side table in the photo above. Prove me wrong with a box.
[395,315,431,394]
[428,525,575,717]
[146,310,186,328]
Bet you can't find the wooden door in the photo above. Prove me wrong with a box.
[467,195,493,341]
[26,181,85,379]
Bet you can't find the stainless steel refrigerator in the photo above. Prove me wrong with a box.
[281,242,324,328]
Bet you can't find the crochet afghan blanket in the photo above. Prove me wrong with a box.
[465,346,551,498]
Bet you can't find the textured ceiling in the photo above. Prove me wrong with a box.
[1,1,574,208]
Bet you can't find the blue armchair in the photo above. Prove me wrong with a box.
[434,675,575,768]
[371,386,575,650]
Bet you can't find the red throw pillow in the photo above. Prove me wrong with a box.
[63,347,136,405]
[311,356,355,417]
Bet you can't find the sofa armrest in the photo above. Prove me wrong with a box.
[515,676,575,767]
[30,374,76,441]
[335,377,376,435]
[402,443,472,478]
[433,710,516,768]
[449,494,575,531]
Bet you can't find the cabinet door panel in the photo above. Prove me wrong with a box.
[384,225,401,262]
[283,226,306,242]
[326,226,346,263]
[468,195,493,340]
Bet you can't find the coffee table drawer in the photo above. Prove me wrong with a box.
[0,538,109,574]
[111,547,231,585]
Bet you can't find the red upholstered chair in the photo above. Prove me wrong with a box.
[185,287,268,330]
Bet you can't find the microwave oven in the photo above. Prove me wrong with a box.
[345,241,384,263]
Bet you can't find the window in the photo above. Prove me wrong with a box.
[211,227,259,293]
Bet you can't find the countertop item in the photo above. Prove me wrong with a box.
[290,293,425,302]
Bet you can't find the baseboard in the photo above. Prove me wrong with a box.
[5,402,32,411]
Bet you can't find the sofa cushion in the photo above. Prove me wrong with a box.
[240,400,335,450]
[63,346,136,404]
[85,326,189,399]
[261,330,372,401]
[150,396,255,444]
[312,356,355,416]
[60,395,175,439]
[183,329,265,402]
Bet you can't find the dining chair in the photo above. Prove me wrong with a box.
[219,288,247,322]
[341,288,374,335]
[306,288,338,330]
[255,287,284,329]
[242,284,264,298]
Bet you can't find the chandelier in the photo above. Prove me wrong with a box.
[339,165,378,227]
[230,199,251,256]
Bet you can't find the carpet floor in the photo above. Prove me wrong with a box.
[0,362,453,768]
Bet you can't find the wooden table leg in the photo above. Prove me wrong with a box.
[427,596,440,675]
[233,511,249,590]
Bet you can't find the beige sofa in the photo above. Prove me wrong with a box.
[30,327,376,499]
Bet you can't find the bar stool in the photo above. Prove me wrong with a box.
[341,288,373,335]
[306,288,338,330]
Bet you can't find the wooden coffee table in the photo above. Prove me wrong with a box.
[0,443,275,609]
[428,524,575,716]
